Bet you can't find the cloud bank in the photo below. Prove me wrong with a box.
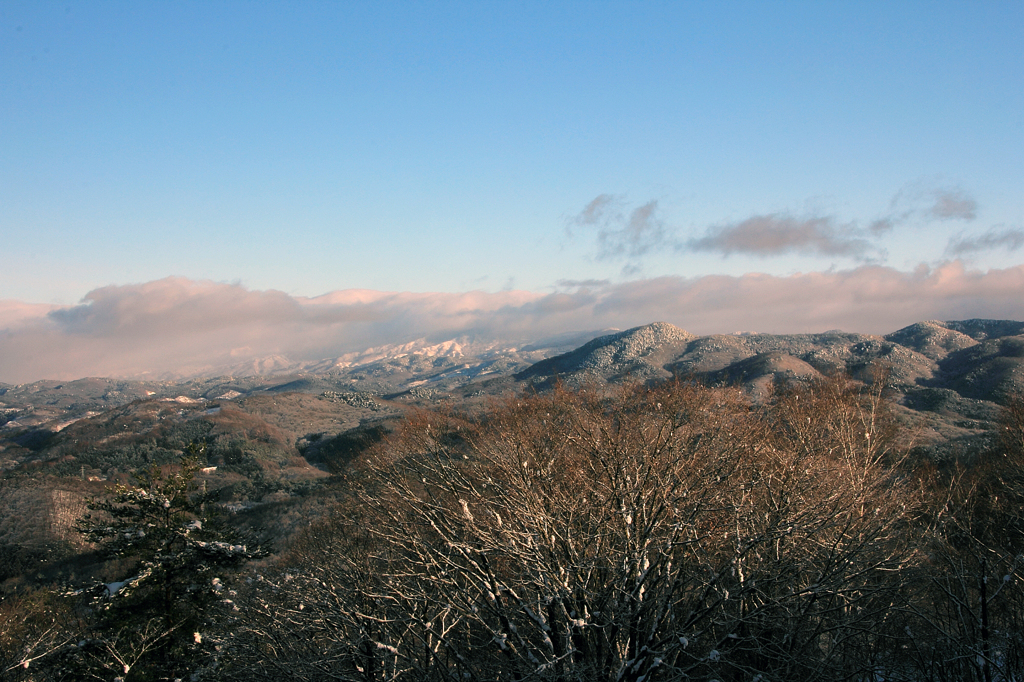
[3,264,1024,383]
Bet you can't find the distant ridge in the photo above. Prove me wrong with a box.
[517,322,695,381]
[516,319,1024,403]
[884,321,980,361]
[4,319,1023,464]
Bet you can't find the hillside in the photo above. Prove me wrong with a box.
[3,319,1023,476]
[513,318,1024,459]
[3,318,1024,680]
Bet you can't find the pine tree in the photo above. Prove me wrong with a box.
[64,449,266,680]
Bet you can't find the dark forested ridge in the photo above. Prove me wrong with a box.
[4,319,1024,680]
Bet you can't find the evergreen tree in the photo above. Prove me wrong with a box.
[62,450,266,680]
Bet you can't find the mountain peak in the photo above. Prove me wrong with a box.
[516,322,695,381]
[885,321,978,361]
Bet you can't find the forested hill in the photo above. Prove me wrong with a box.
[3,365,1024,680]
[2,319,1024,679]
[4,318,1022,473]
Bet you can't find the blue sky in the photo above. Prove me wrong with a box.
[1,1,1022,380]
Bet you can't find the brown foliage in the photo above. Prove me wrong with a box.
[229,376,919,681]
[0,585,79,679]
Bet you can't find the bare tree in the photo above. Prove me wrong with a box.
[232,377,918,681]
[904,390,1024,682]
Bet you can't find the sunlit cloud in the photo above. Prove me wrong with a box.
[0,300,59,329]
[685,214,881,261]
[2,264,1024,383]
[570,183,982,271]
[590,261,1024,334]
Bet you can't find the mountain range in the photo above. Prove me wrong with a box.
[2,318,1023,472]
